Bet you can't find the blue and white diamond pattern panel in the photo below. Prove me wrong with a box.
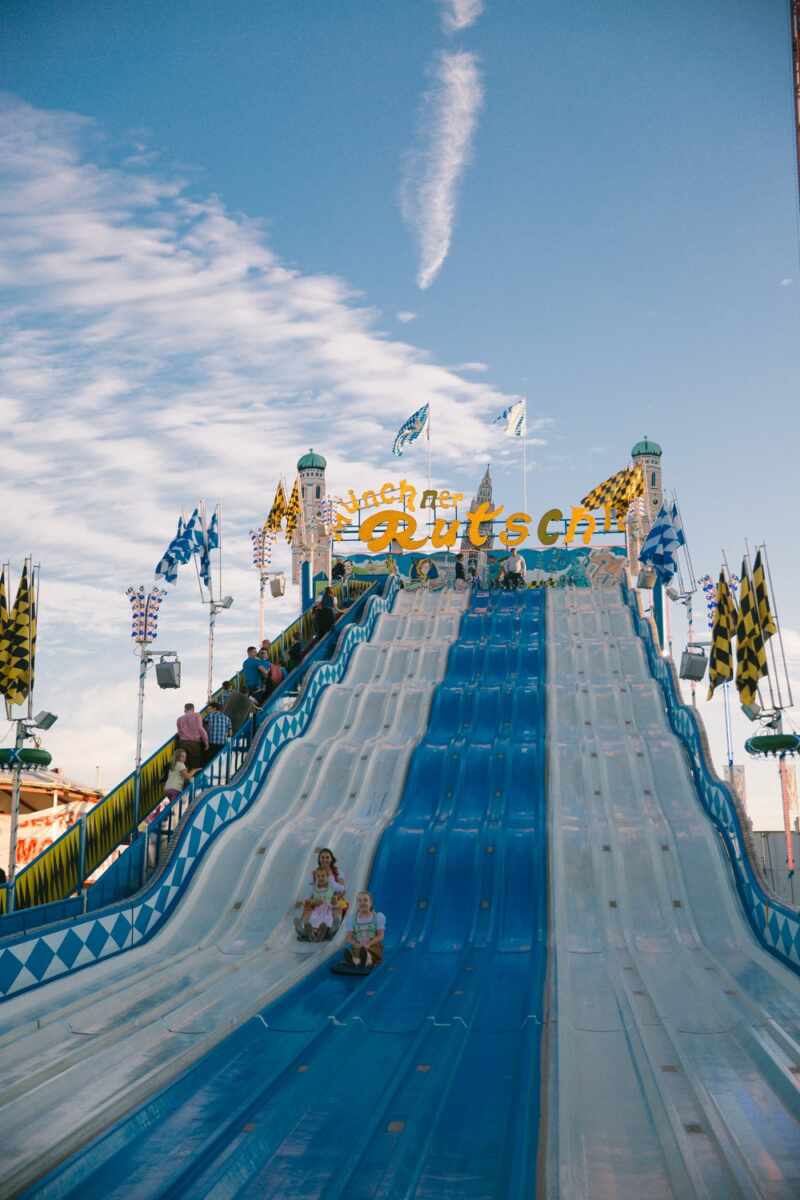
[623,581,800,976]
[0,580,399,1001]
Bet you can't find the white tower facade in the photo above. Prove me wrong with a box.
[627,437,663,572]
[291,449,331,585]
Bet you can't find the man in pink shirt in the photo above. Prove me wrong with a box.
[176,703,209,769]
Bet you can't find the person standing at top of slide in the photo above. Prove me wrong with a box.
[504,550,526,590]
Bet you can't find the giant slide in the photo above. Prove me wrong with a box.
[10,584,800,1199]
[0,587,469,1198]
[547,587,800,1199]
[19,588,549,1199]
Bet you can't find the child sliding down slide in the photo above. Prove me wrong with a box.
[343,891,385,967]
[295,867,346,941]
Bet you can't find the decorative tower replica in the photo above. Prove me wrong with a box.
[292,449,332,585]
[626,437,663,574]
[460,465,495,578]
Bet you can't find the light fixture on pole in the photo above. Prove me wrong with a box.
[126,585,169,827]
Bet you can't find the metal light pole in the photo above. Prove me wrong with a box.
[205,596,233,701]
[6,722,25,890]
[127,586,166,827]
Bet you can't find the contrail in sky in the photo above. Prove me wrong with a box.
[403,51,483,290]
[439,0,484,32]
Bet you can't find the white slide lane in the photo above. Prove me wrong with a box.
[547,587,800,1200]
[0,588,468,1198]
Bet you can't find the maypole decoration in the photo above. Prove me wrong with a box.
[250,518,276,644]
[126,585,168,826]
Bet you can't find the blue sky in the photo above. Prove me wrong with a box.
[1,0,798,826]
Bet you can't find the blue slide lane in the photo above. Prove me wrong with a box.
[26,589,547,1200]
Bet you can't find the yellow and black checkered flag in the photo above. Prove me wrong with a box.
[284,477,302,543]
[266,481,288,533]
[736,561,767,708]
[707,571,737,700]
[752,550,777,641]
[581,463,644,516]
[2,563,37,708]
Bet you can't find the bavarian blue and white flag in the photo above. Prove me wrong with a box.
[155,516,184,585]
[493,399,526,438]
[669,501,686,548]
[206,510,220,551]
[639,505,683,584]
[392,403,429,457]
[198,510,219,587]
[172,508,201,565]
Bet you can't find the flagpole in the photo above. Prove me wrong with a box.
[758,543,785,709]
[259,572,267,645]
[6,720,24,902]
[217,503,223,605]
[427,406,432,490]
[133,637,147,827]
[743,538,773,712]
[522,399,528,515]
[761,542,793,708]
[29,557,38,721]
[2,560,9,721]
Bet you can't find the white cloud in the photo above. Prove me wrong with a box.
[402,52,483,290]
[779,278,793,287]
[396,310,417,323]
[439,0,484,33]
[0,95,535,788]
[457,360,488,372]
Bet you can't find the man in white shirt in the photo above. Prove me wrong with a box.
[504,551,526,590]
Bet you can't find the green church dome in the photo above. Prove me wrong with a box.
[631,438,662,458]
[297,449,327,471]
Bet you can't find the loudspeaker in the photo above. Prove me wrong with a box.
[270,574,286,598]
[155,660,181,689]
[679,648,707,682]
[637,567,657,589]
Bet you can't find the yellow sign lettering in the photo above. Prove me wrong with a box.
[499,512,531,548]
[360,510,428,553]
[467,501,504,547]
[430,517,460,548]
[537,508,562,547]
[565,505,596,546]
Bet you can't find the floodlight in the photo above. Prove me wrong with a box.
[33,710,58,731]
[742,702,762,721]
[666,586,681,602]
[219,596,234,609]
